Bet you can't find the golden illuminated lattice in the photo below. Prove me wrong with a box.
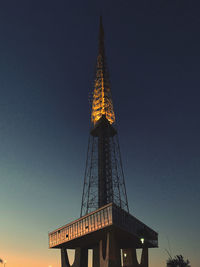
[91,54,115,125]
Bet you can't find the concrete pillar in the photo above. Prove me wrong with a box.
[61,247,70,267]
[93,245,100,267]
[122,248,138,267]
[61,248,88,267]
[140,248,148,267]
[122,247,148,267]
[99,231,121,267]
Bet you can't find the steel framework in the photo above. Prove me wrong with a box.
[80,17,129,217]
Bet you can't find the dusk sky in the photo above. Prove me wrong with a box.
[0,1,200,267]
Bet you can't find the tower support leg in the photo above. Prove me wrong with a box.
[122,247,149,267]
[140,248,148,267]
[61,247,88,267]
[122,248,138,267]
[93,245,100,267]
[99,231,121,267]
[61,247,70,267]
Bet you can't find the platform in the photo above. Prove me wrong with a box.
[49,203,158,250]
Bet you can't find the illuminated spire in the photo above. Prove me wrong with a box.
[81,17,129,216]
[91,16,115,125]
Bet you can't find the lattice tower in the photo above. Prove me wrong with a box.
[80,17,129,217]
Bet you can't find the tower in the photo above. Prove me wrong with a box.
[80,16,129,216]
[48,18,158,267]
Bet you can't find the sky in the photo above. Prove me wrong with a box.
[0,0,200,266]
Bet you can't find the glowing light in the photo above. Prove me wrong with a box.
[91,54,115,125]
[140,238,144,244]
[124,253,127,258]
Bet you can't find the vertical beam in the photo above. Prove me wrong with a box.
[98,118,113,208]
[140,248,148,267]
[99,231,121,267]
[122,247,149,267]
[93,246,100,267]
[61,248,70,267]
[98,131,107,207]
[61,248,88,267]
[122,248,138,267]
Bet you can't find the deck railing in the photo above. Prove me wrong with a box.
[49,203,113,248]
[49,203,158,248]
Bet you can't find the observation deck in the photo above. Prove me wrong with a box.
[49,203,158,250]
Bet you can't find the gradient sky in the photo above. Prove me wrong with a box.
[0,1,200,267]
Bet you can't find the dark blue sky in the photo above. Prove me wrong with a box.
[0,1,200,266]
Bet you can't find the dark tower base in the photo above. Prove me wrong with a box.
[61,231,149,267]
[49,204,157,267]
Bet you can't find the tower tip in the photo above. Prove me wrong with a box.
[99,16,104,55]
[91,16,115,126]
[99,15,103,24]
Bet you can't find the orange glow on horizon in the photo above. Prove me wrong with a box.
[0,247,163,267]
[0,248,60,267]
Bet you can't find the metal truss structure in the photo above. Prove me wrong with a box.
[91,16,115,125]
[80,131,129,216]
[80,17,129,217]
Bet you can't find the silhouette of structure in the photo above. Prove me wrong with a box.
[48,17,158,267]
[80,17,128,217]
